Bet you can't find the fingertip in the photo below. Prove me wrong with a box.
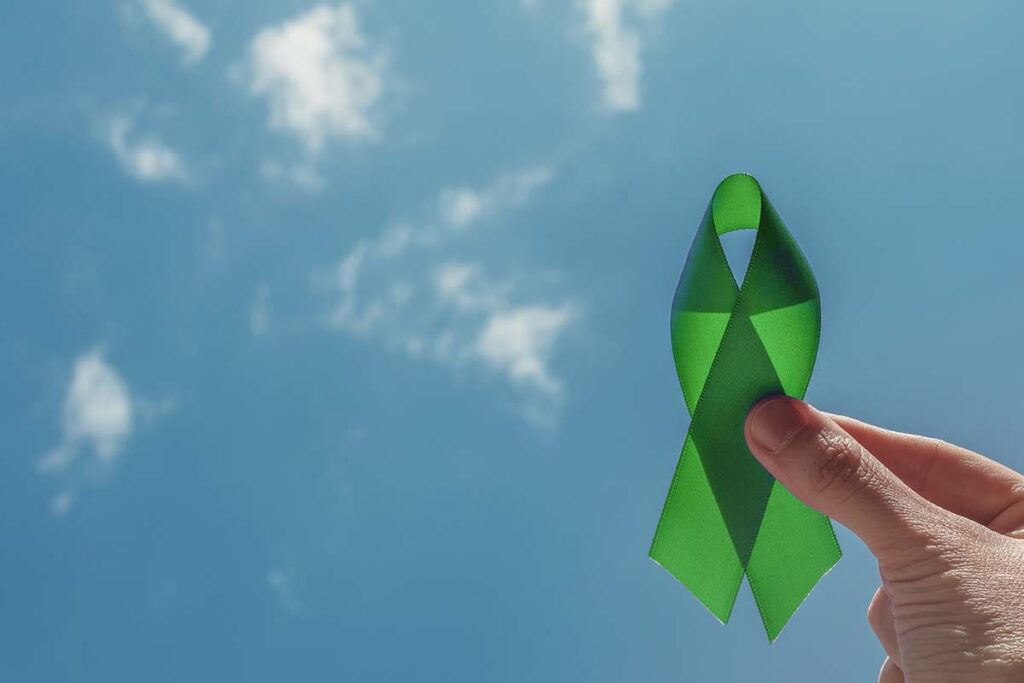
[744,396,813,456]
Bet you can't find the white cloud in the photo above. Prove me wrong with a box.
[246,4,385,153]
[476,305,574,397]
[43,352,134,471]
[574,0,673,111]
[250,284,271,337]
[106,115,188,184]
[141,0,211,65]
[38,350,171,515]
[318,165,574,417]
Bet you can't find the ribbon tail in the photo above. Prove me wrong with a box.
[650,437,744,623]
[745,481,842,641]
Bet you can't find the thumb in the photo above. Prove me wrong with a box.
[744,397,944,558]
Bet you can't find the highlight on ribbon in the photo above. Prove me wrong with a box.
[650,174,841,641]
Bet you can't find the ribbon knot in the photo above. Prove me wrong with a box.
[650,174,841,641]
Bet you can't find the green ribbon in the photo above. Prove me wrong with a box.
[650,174,841,641]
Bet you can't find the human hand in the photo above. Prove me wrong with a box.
[744,397,1024,683]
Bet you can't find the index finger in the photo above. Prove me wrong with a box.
[829,414,1024,531]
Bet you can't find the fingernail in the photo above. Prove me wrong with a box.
[746,397,808,453]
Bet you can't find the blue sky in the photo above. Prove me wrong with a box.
[3,1,1024,681]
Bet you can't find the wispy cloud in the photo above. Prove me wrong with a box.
[38,350,173,516]
[317,166,575,423]
[250,284,271,337]
[140,0,211,65]
[106,114,188,184]
[245,3,386,154]
[267,569,304,614]
[259,159,325,191]
[575,0,673,112]
[438,167,553,230]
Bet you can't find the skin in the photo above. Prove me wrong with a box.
[744,397,1024,683]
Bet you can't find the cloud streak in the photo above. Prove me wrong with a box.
[575,0,673,112]
[318,166,575,423]
[140,0,211,65]
[438,167,552,230]
[250,284,271,337]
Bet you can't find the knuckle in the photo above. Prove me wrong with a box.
[804,429,867,498]
[866,589,891,633]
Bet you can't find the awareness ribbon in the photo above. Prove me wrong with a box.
[649,174,841,641]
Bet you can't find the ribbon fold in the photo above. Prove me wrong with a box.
[650,173,841,641]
